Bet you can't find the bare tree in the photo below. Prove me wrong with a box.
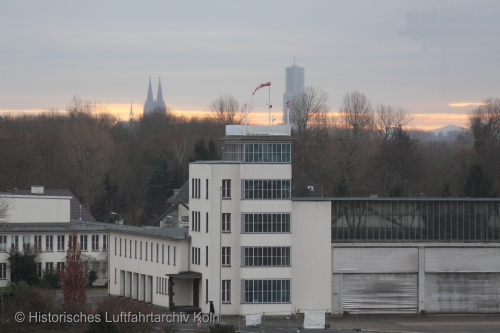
[375,104,413,141]
[0,196,11,223]
[290,86,329,140]
[209,95,247,125]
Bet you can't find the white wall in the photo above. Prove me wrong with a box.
[292,200,331,312]
[1,195,71,223]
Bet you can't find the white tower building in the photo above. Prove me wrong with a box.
[283,61,304,123]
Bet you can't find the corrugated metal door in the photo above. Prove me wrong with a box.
[341,274,418,314]
[426,273,500,313]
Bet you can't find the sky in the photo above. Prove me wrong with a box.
[1,0,499,130]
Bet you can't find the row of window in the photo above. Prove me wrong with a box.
[224,142,291,164]
[192,178,291,201]
[0,235,109,252]
[156,276,168,295]
[0,262,108,280]
[214,279,291,304]
[243,180,291,199]
[114,238,176,265]
[190,246,291,267]
[189,213,292,234]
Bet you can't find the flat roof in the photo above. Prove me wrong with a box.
[292,197,500,202]
[2,220,190,241]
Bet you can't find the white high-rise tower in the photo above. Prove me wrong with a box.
[282,60,304,123]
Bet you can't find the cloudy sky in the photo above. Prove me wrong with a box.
[1,0,499,129]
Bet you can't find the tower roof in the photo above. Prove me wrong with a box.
[157,77,164,103]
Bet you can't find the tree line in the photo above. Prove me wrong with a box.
[0,93,498,225]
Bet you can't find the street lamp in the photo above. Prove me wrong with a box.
[111,212,122,224]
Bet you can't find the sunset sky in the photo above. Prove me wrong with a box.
[1,1,499,130]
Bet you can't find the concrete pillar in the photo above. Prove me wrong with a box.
[418,247,425,313]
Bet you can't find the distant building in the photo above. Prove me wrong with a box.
[282,60,304,123]
[143,77,167,116]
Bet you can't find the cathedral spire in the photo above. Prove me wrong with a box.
[146,76,154,103]
[157,77,164,103]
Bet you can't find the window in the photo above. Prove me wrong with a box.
[192,211,201,232]
[206,179,209,199]
[46,236,53,251]
[151,243,153,262]
[243,180,291,199]
[0,236,6,251]
[0,263,6,279]
[114,237,117,255]
[140,241,143,260]
[114,268,117,283]
[192,247,200,265]
[206,246,208,266]
[222,213,231,232]
[165,278,168,294]
[22,235,30,251]
[57,235,65,251]
[57,262,65,271]
[102,267,108,279]
[206,212,209,233]
[243,279,291,303]
[192,178,201,198]
[206,279,209,303]
[45,262,53,273]
[243,143,291,163]
[222,179,231,198]
[243,213,291,233]
[168,245,170,264]
[34,235,41,251]
[243,247,291,267]
[80,235,88,251]
[120,238,122,256]
[36,263,42,278]
[124,238,127,257]
[103,235,108,251]
[145,242,148,260]
[130,240,132,258]
[222,280,231,303]
[222,247,231,266]
[173,246,176,266]
[162,245,164,264]
[198,179,201,198]
[11,236,19,251]
[92,235,99,251]
[156,243,159,262]
[135,240,137,259]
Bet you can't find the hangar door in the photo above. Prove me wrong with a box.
[336,273,418,314]
[426,273,500,313]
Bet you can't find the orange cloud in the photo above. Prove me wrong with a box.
[449,102,489,107]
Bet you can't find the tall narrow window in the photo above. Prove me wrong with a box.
[222,280,231,303]
[135,240,137,259]
[46,235,53,251]
[103,235,108,250]
[222,213,231,232]
[174,246,176,266]
[91,235,99,251]
[0,263,6,279]
[46,262,53,273]
[206,212,209,233]
[222,179,231,198]
[140,241,143,259]
[145,242,148,260]
[36,262,42,278]
[34,235,42,251]
[57,235,65,251]
[206,179,209,199]
[151,243,153,262]
[162,245,164,264]
[168,245,170,264]
[22,235,30,251]
[0,236,7,252]
[206,246,208,266]
[114,237,117,255]
[80,235,88,251]
[156,243,159,262]
[206,279,208,303]
[11,236,19,251]
[222,247,231,266]
[130,239,132,258]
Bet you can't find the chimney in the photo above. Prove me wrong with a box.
[31,185,44,195]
